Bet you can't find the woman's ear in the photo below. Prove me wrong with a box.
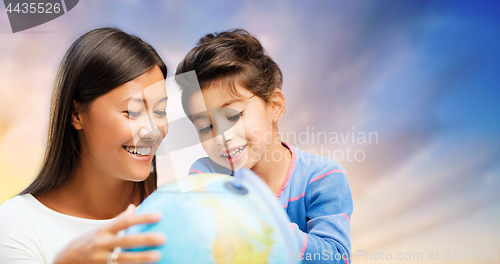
[71,100,84,130]
[269,89,286,123]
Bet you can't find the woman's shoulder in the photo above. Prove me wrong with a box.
[0,195,42,257]
[0,194,45,236]
[0,193,113,230]
[0,194,34,220]
[0,194,115,263]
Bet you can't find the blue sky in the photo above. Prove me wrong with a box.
[1,0,499,258]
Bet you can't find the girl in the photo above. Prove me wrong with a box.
[176,29,353,263]
[0,28,168,264]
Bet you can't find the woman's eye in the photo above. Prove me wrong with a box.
[228,111,243,122]
[126,111,141,118]
[154,110,167,117]
[199,125,213,134]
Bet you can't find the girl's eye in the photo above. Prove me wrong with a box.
[126,111,141,118]
[228,111,243,122]
[154,110,167,117]
[199,125,213,134]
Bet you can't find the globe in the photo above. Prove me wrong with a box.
[125,169,300,264]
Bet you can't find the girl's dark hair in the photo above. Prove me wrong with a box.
[175,29,282,117]
[21,28,167,200]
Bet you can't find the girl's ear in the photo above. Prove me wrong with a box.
[269,89,286,123]
[71,100,84,130]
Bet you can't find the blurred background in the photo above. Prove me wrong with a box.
[1,0,499,263]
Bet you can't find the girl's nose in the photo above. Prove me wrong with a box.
[214,126,235,146]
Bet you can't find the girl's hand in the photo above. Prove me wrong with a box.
[53,204,165,264]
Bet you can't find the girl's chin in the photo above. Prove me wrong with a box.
[214,158,251,172]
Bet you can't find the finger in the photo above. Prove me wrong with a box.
[101,204,135,232]
[119,204,136,217]
[112,204,137,223]
[111,233,166,249]
[106,213,162,234]
[116,250,162,264]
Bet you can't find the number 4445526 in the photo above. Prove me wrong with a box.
[444,250,498,261]
[5,2,61,14]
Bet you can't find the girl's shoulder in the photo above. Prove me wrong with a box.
[189,157,233,175]
[286,145,349,195]
[290,145,346,177]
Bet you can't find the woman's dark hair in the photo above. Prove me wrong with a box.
[21,28,167,200]
[175,29,282,117]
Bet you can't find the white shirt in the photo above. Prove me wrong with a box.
[0,194,114,264]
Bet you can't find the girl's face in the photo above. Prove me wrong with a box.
[73,66,167,182]
[188,84,276,171]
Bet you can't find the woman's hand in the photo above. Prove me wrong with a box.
[53,204,165,264]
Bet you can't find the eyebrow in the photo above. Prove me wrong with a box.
[219,98,240,108]
[124,96,168,104]
[190,113,209,122]
[188,96,246,121]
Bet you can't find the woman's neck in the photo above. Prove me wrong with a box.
[251,131,292,196]
[35,159,140,220]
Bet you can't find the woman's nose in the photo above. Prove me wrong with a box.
[138,114,162,142]
[139,126,161,139]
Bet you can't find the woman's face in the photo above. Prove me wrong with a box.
[74,66,167,182]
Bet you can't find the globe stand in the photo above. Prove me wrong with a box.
[224,181,248,195]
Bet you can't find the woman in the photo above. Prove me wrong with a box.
[0,28,168,264]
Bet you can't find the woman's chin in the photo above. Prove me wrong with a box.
[123,166,153,182]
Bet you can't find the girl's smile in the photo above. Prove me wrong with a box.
[219,144,247,166]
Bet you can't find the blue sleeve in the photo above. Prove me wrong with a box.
[188,157,233,175]
[292,169,353,263]
[188,158,212,175]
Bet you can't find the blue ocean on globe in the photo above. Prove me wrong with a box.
[125,169,300,264]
